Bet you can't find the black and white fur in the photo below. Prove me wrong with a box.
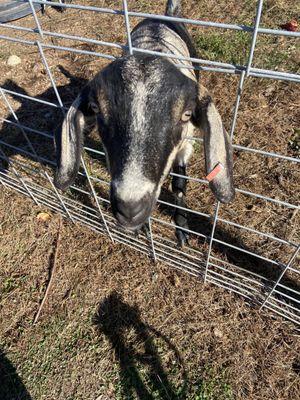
[54,0,235,246]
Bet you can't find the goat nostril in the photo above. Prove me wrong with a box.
[115,200,144,220]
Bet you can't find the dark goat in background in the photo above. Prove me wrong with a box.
[55,0,235,246]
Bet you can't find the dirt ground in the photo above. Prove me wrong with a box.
[0,0,299,399]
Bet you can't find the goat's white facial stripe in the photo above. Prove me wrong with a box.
[113,161,155,202]
[112,63,159,203]
[131,80,147,134]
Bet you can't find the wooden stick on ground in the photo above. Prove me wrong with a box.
[33,215,63,324]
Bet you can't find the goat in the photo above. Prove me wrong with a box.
[54,0,235,246]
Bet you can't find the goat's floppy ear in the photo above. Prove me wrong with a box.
[193,84,235,203]
[54,85,97,191]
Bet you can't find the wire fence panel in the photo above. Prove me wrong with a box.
[0,1,299,325]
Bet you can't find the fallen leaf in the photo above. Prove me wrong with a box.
[280,20,298,32]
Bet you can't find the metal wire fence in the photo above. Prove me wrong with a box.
[0,1,299,325]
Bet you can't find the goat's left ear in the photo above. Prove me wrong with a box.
[54,84,97,191]
[192,84,235,203]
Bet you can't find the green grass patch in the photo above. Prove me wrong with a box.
[192,367,234,400]
[193,29,299,73]
[194,31,251,66]
[253,36,299,73]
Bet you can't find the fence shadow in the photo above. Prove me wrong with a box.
[0,350,32,400]
[93,291,187,399]
[0,68,299,304]
[158,189,300,300]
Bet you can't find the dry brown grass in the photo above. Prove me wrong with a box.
[0,188,300,400]
[0,1,299,399]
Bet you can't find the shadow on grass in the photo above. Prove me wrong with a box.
[0,66,106,170]
[0,350,32,400]
[93,292,187,399]
[0,67,107,211]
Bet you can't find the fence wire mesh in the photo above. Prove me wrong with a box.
[0,0,299,325]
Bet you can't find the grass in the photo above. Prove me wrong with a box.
[0,268,236,400]
[193,369,233,400]
[113,365,233,400]
[194,31,251,66]
[194,30,299,72]
[253,35,299,72]
[0,1,300,399]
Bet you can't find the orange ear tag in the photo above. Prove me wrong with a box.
[205,163,224,182]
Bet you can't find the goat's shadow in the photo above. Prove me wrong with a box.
[93,291,187,399]
[0,350,32,400]
[0,67,299,302]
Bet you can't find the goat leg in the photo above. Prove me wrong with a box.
[141,223,151,240]
[172,165,189,247]
[135,223,151,240]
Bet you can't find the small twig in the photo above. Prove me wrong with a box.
[33,215,63,324]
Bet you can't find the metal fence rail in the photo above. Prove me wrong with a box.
[0,0,299,325]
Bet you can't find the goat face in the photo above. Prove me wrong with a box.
[98,56,197,230]
[54,55,200,231]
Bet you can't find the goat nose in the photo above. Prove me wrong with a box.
[111,193,152,230]
[115,199,145,221]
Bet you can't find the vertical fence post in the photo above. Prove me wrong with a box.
[204,0,264,285]
[30,3,114,243]
[204,202,220,283]
[148,217,157,262]
[122,0,133,55]
[36,42,64,110]
[28,0,44,39]
[246,0,264,77]
[35,28,113,236]
[229,71,246,139]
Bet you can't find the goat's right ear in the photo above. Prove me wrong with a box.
[54,85,97,191]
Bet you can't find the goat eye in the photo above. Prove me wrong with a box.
[181,110,192,122]
[90,101,99,113]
